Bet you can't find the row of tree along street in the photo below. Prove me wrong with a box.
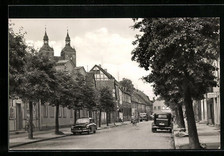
[9,23,116,139]
[131,18,220,149]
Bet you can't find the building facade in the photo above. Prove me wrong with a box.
[193,57,220,128]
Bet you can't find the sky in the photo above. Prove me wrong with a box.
[10,18,155,99]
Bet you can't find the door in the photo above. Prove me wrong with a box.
[16,104,23,130]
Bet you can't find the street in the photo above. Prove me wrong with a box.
[11,121,174,150]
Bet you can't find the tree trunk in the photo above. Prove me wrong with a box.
[99,110,101,127]
[184,82,201,149]
[74,109,77,125]
[174,107,180,126]
[55,102,60,134]
[106,111,109,126]
[28,101,33,139]
[177,104,186,129]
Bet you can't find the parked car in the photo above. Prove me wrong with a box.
[151,112,173,133]
[71,117,97,135]
[139,113,148,122]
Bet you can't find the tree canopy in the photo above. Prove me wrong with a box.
[98,87,116,112]
[119,78,135,95]
[132,18,219,100]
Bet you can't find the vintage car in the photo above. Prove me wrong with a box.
[139,113,148,122]
[71,117,97,135]
[151,112,173,133]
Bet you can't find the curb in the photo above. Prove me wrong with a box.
[10,122,130,149]
[171,130,176,149]
[9,133,70,149]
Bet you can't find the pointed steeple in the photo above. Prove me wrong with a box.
[43,26,49,44]
[65,28,70,46]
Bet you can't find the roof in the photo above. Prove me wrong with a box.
[73,66,86,73]
[56,60,69,65]
[132,89,152,106]
[39,44,54,52]
[61,45,76,53]
[90,65,116,80]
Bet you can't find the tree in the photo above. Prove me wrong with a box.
[21,53,56,139]
[154,81,186,129]
[9,23,27,97]
[119,78,135,95]
[98,87,116,126]
[9,24,57,139]
[68,72,98,124]
[51,71,78,134]
[132,18,219,149]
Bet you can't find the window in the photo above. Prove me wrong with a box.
[9,107,15,119]
[154,106,156,110]
[43,105,48,118]
[158,106,161,110]
[49,106,54,118]
[63,107,66,118]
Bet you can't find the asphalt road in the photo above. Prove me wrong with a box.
[12,121,174,150]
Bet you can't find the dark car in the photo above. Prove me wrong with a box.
[71,117,97,135]
[151,112,173,133]
[139,113,148,122]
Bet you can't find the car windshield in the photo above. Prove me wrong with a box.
[76,118,89,124]
[157,114,168,119]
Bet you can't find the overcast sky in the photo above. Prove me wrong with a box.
[10,18,155,99]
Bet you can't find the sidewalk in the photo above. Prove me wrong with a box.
[173,122,220,149]
[9,121,130,149]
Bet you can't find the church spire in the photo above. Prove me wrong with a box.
[65,28,70,46]
[43,26,49,45]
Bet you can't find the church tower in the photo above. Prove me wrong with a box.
[39,28,54,59]
[61,30,76,66]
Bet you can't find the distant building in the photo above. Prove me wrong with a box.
[153,100,171,114]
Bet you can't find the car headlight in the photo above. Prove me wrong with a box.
[86,125,89,128]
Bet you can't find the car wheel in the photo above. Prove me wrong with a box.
[169,129,172,133]
[93,127,96,133]
[72,132,76,135]
[152,128,156,133]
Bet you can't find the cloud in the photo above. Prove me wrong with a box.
[28,27,155,99]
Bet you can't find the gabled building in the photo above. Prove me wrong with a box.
[90,64,120,124]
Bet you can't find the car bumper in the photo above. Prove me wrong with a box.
[71,128,90,133]
[152,125,172,130]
